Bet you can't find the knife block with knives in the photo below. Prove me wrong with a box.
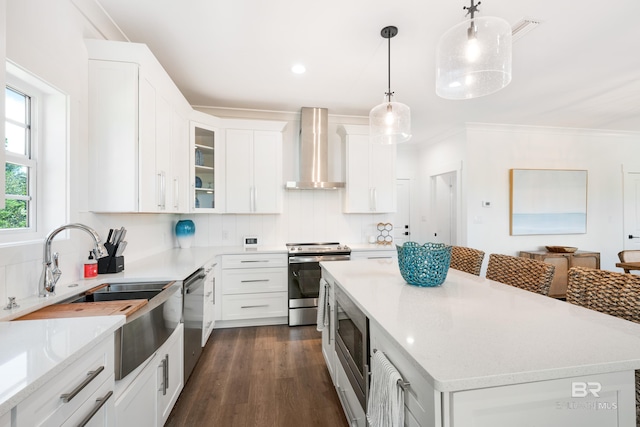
[99,227,127,274]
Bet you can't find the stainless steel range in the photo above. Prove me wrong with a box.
[287,242,351,326]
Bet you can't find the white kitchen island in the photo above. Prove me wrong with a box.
[321,258,640,427]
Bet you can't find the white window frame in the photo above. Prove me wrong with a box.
[0,61,68,246]
[4,84,37,233]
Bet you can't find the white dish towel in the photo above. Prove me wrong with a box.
[316,278,329,332]
[367,350,405,427]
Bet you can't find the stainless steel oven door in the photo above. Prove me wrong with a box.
[334,286,369,410]
[288,254,349,326]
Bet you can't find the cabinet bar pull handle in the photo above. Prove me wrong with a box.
[373,188,378,211]
[240,260,268,263]
[337,386,358,427]
[174,177,179,210]
[60,366,105,403]
[241,304,269,309]
[240,279,270,283]
[165,354,169,394]
[77,390,113,427]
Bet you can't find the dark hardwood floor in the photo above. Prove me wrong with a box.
[166,325,349,427]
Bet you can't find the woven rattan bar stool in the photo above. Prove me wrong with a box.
[618,250,640,273]
[485,253,555,295]
[567,266,640,425]
[450,246,485,276]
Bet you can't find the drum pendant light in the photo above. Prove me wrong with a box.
[369,26,412,144]
[436,0,512,100]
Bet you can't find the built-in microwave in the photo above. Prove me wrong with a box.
[334,286,369,410]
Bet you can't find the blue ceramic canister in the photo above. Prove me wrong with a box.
[175,219,195,249]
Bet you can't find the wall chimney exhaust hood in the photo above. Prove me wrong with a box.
[285,107,345,190]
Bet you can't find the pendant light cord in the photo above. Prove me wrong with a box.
[381,26,398,103]
[386,33,392,102]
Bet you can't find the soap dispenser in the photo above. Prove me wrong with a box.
[84,251,98,278]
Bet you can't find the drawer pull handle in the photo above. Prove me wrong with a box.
[241,304,269,309]
[240,279,270,283]
[77,390,113,427]
[337,386,358,427]
[240,260,268,263]
[60,366,105,403]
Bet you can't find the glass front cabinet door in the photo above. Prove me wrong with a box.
[190,118,224,212]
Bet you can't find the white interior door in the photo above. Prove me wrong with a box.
[623,170,640,250]
[394,179,411,245]
[432,172,457,245]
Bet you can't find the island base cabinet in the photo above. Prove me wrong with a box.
[334,356,367,427]
[446,370,635,427]
[369,321,440,427]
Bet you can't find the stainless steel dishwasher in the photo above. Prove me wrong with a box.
[183,268,206,382]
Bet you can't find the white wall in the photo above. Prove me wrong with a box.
[0,0,178,303]
[417,123,640,272]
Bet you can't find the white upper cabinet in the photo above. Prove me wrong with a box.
[190,110,225,212]
[86,39,191,213]
[224,120,286,214]
[341,125,397,213]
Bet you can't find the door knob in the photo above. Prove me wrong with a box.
[629,235,640,239]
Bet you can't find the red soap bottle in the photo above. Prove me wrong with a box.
[84,251,98,278]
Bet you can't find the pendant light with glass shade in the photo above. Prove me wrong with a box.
[436,0,512,100]
[369,26,412,144]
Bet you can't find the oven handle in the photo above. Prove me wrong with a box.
[289,255,351,263]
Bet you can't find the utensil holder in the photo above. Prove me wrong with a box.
[98,242,125,274]
[98,256,124,274]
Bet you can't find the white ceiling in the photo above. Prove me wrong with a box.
[96,0,640,144]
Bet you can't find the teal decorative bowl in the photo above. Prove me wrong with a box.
[397,242,452,287]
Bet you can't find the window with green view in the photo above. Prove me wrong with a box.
[2,86,35,230]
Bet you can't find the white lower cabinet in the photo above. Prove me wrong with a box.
[219,253,288,326]
[15,335,115,427]
[334,355,367,427]
[156,324,183,426]
[0,411,9,427]
[369,321,438,427]
[61,377,115,427]
[448,371,634,427]
[115,324,183,427]
[369,320,636,427]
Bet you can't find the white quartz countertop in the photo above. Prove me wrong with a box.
[0,246,287,320]
[321,259,640,392]
[0,315,125,417]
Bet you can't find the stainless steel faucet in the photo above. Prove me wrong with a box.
[39,223,108,297]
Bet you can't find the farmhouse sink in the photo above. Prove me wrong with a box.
[18,280,182,379]
[65,281,171,303]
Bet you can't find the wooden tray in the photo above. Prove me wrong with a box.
[545,246,578,253]
[17,299,147,320]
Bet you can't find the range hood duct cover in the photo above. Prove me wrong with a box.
[286,107,345,190]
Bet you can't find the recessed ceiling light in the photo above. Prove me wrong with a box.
[291,64,306,74]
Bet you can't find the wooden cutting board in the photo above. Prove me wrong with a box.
[17,299,148,320]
